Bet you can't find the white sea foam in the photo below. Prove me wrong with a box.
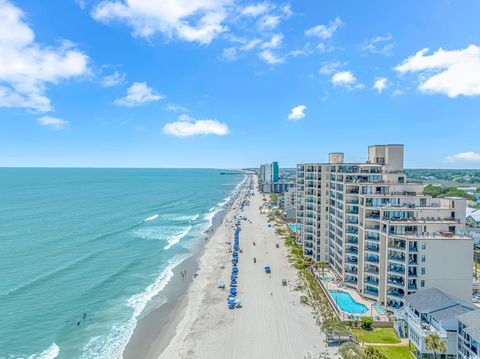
[169,214,200,221]
[143,214,159,222]
[26,343,60,359]
[164,225,192,250]
[79,253,191,359]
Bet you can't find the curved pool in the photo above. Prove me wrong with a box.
[329,290,368,314]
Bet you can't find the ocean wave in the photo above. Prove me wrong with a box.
[2,250,101,297]
[79,254,191,359]
[164,225,192,250]
[163,213,200,222]
[143,214,159,222]
[26,343,60,359]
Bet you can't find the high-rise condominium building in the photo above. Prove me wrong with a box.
[296,145,473,309]
[259,162,281,193]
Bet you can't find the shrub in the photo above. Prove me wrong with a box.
[338,342,361,359]
[361,317,373,330]
[361,347,387,359]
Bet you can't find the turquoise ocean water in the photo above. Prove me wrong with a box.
[0,168,244,359]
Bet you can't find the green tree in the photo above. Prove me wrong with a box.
[424,334,447,359]
[361,347,387,359]
[361,317,373,330]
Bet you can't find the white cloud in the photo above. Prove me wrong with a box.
[37,116,69,130]
[331,71,363,90]
[240,2,271,17]
[446,152,480,163]
[219,47,238,61]
[259,50,285,64]
[361,34,394,55]
[165,103,189,112]
[114,82,164,107]
[92,0,231,44]
[258,14,280,30]
[258,33,284,64]
[316,43,335,53]
[287,105,306,120]
[163,114,229,137]
[101,71,126,87]
[261,33,283,49]
[373,77,388,93]
[241,38,261,51]
[319,61,344,75]
[305,17,343,39]
[0,0,90,112]
[395,45,480,97]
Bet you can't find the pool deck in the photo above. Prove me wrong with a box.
[314,269,390,322]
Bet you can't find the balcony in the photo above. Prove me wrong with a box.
[365,255,379,264]
[345,276,358,284]
[387,288,405,298]
[364,287,379,297]
[388,254,405,263]
[388,264,405,274]
[365,245,380,253]
[364,266,379,275]
[408,245,418,252]
[346,247,358,255]
[365,235,380,242]
[388,276,405,287]
[364,277,379,286]
[408,282,417,290]
[408,255,418,265]
[345,267,358,275]
[389,240,406,250]
[346,256,358,264]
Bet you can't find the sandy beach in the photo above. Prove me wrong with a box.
[135,174,334,359]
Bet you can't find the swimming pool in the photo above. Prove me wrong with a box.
[329,290,369,314]
[288,223,297,232]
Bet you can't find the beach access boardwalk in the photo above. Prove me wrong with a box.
[156,176,334,359]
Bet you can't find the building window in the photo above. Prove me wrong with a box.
[421,280,425,287]
[421,268,426,275]
[421,255,426,263]
[421,242,426,250]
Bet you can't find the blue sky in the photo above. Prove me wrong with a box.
[1,0,480,168]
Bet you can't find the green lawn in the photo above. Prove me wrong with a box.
[352,328,401,344]
[372,345,414,359]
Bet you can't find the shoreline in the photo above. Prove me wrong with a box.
[149,174,333,359]
[123,174,248,359]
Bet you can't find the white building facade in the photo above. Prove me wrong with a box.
[296,145,474,309]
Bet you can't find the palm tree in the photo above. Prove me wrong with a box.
[316,261,329,275]
[424,333,447,359]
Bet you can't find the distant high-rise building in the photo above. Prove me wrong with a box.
[272,161,279,182]
[259,162,290,193]
[296,144,473,309]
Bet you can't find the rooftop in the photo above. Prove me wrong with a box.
[407,288,466,313]
[457,309,480,340]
